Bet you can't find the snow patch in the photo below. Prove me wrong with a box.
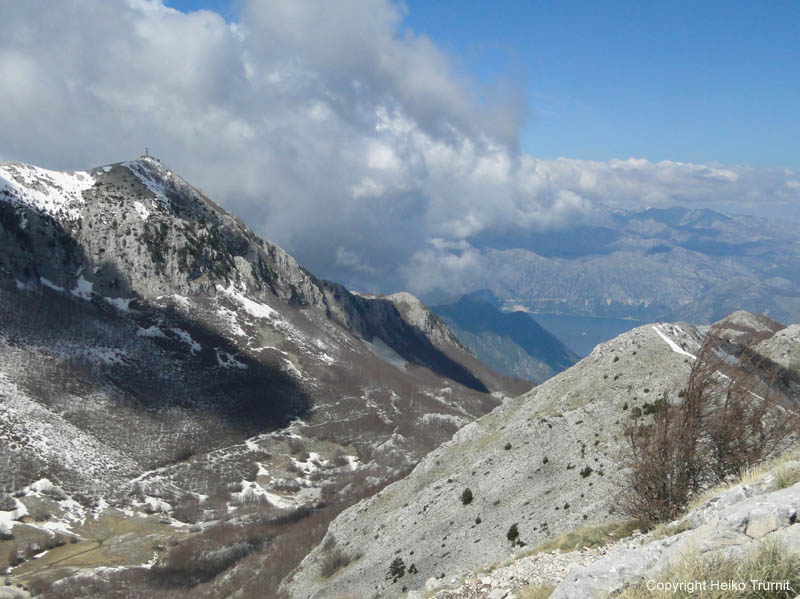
[132,200,151,220]
[103,296,132,312]
[137,325,167,339]
[71,274,94,300]
[40,277,65,293]
[652,324,697,359]
[0,163,94,220]
[123,159,172,205]
[83,346,127,366]
[0,497,28,524]
[232,479,296,509]
[216,349,247,369]
[221,285,278,320]
[15,279,36,291]
[215,306,246,337]
[144,497,172,513]
[363,337,408,370]
[282,357,303,379]
[170,328,201,353]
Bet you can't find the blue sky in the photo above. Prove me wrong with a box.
[166,0,799,171]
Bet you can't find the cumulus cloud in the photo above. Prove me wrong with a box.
[0,0,798,297]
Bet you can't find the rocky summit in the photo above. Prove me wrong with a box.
[0,157,527,594]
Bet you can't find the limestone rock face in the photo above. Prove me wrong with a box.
[283,322,704,598]
[551,475,800,599]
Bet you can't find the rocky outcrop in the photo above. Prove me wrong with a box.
[551,463,800,598]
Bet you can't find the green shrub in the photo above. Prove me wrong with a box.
[507,523,520,544]
[387,556,405,582]
[461,488,473,505]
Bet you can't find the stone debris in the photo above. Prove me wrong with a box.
[425,531,647,599]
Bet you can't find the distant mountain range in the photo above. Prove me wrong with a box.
[428,205,800,325]
[431,290,578,383]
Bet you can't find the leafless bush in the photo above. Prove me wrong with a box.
[318,546,359,578]
[322,533,336,551]
[286,437,306,455]
[705,345,797,480]
[171,494,202,524]
[273,478,301,493]
[7,545,23,567]
[0,522,13,541]
[619,331,799,527]
[619,390,704,525]
[30,506,52,521]
[0,494,17,511]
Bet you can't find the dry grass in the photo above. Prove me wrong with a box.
[617,540,800,598]
[687,445,800,512]
[527,519,643,556]
[648,519,691,541]
[517,584,555,599]
[773,463,800,490]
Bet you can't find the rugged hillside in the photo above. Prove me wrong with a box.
[284,320,706,598]
[436,206,800,325]
[0,158,527,593]
[432,291,578,383]
[285,312,799,599]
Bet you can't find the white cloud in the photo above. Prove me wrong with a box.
[0,0,798,297]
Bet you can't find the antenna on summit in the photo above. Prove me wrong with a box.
[145,147,149,158]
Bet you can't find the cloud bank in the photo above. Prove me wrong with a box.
[1,0,798,296]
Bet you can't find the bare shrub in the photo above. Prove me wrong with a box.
[619,331,800,527]
[286,437,306,455]
[171,494,202,524]
[0,494,17,511]
[619,390,705,525]
[319,546,358,578]
[705,345,797,481]
[30,506,52,522]
[322,533,336,551]
[8,545,23,567]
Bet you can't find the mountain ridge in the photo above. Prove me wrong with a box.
[0,156,530,594]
